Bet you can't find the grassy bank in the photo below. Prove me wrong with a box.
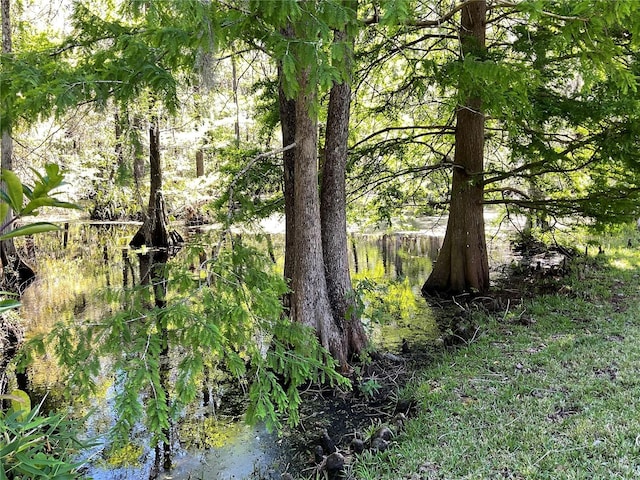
[353,234,640,479]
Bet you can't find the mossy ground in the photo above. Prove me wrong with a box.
[351,232,640,479]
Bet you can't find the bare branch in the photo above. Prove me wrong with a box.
[348,163,450,202]
[493,0,589,22]
[353,125,454,149]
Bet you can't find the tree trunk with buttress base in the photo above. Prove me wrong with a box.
[129,113,172,472]
[321,26,367,359]
[290,68,349,369]
[422,0,489,295]
[131,114,170,249]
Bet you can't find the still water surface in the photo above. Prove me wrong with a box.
[18,219,510,479]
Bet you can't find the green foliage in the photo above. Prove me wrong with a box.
[0,164,79,240]
[211,146,284,224]
[6,0,640,234]
[0,390,31,422]
[251,77,281,142]
[380,0,413,25]
[246,318,348,430]
[0,164,79,315]
[358,376,382,399]
[0,397,88,480]
[348,0,640,229]
[0,166,85,479]
[37,237,347,447]
[2,0,355,127]
[0,47,77,131]
[227,0,359,101]
[0,297,20,315]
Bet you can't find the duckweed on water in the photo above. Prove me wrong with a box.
[179,417,246,449]
[106,443,144,467]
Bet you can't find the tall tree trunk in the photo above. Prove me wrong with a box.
[131,113,169,249]
[0,0,34,293]
[290,68,348,368]
[321,24,367,359]
[422,0,489,294]
[231,56,241,147]
[129,110,172,472]
[278,64,296,296]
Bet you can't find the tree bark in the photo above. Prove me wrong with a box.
[130,110,173,471]
[114,111,124,179]
[422,0,489,294]
[0,0,34,293]
[195,148,204,177]
[231,56,241,147]
[132,114,145,198]
[131,114,170,249]
[321,28,367,359]
[290,68,348,367]
[278,64,296,293]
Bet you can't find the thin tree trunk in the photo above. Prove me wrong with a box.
[321,25,367,359]
[232,56,241,147]
[351,234,359,273]
[290,68,347,367]
[195,148,204,177]
[114,111,124,179]
[422,0,489,294]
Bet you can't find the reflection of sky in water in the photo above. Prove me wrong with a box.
[82,418,278,480]
[159,423,280,480]
[19,220,510,478]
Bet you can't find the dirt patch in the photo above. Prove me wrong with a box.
[273,347,434,479]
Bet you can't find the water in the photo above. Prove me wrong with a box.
[15,219,508,479]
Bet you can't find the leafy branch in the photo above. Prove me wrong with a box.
[0,164,80,240]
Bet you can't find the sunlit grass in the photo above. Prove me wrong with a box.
[354,233,640,479]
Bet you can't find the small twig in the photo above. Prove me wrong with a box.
[502,298,511,322]
[467,325,481,344]
[533,444,589,467]
[452,295,467,312]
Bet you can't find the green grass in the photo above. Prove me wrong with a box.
[353,240,640,479]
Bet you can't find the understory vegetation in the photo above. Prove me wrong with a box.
[353,228,640,479]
